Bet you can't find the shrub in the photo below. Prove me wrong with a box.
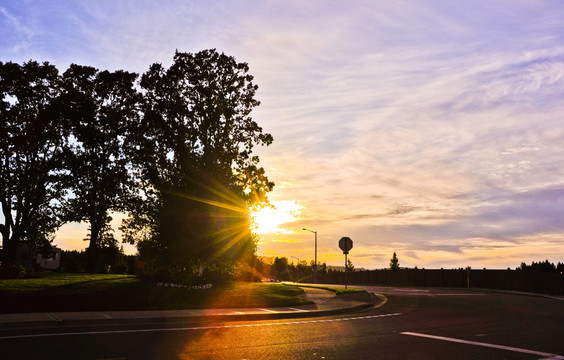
[0,261,26,279]
[111,263,129,274]
[234,262,262,282]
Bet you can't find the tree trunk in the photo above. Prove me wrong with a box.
[1,225,17,263]
[0,200,17,263]
[86,216,102,273]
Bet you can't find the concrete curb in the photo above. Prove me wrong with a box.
[470,287,564,301]
[0,290,386,330]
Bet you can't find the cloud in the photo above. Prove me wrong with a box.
[2,0,564,269]
[271,239,299,243]
[0,7,34,53]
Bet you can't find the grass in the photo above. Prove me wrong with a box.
[0,272,313,314]
[0,273,136,293]
[290,283,366,295]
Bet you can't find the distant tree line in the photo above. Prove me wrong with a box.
[58,248,136,275]
[259,256,358,282]
[518,260,564,273]
[0,49,273,280]
[249,255,564,284]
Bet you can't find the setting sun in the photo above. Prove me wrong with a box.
[251,200,302,234]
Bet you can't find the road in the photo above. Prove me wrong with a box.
[1,286,563,359]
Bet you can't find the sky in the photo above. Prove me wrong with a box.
[2,0,564,270]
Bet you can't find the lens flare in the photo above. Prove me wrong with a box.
[251,200,302,234]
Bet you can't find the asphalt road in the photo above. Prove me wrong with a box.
[1,286,563,359]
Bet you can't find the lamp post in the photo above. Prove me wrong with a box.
[302,228,317,284]
[291,256,299,282]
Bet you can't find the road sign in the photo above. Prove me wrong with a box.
[339,237,353,254]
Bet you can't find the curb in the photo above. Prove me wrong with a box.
[0,291,386,330]
[470,287,564,301]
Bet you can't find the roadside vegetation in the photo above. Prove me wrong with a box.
[289,284,366,295]
[0,272,313,314]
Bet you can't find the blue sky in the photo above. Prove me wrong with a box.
[2,1,564,269]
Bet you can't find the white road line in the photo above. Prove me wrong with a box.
[288,307,309,312]
[433,294,484,296]
[393,289,429,292]
[0,313,401,340]
[46,313,61,322]
[260,308,278,313]
[401,332,564,359]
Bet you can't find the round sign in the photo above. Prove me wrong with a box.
[339,237,353,254]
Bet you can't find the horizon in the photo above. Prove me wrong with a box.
[2,1,564,270]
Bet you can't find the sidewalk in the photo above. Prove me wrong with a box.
[0,287,384,329]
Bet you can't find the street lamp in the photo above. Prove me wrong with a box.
[302,228,317,284]
[291,256,299,282]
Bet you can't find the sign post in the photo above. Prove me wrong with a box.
[339,237,353,289]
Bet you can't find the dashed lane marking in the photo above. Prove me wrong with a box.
[0,313,402,340]
[401,332,564,359]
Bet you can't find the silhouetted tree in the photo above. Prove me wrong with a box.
[0,61,65,262]
[272,256,289,281]
[318,262,327,275]
[390,252,400,271]
[346,258,355,272]
[58,64,140,272]
[519,260,558,272]
[122,50,273,275]
[297,260,310,279]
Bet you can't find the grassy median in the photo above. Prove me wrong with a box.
[289,284,366,295]
[0,272,313,313]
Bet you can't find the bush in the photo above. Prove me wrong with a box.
[234,262,262,282]
[24,266,35,278]
[111,263,129,274]
[0,261,26,279]
[201,262,234,285]
[235,270,262,282]
[59,250,86,273]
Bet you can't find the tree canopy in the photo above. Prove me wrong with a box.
[1,50,273,278]
[59,64,140,272]
[125,50,273,274]
[390,252,400,271]
[0,60,65,262]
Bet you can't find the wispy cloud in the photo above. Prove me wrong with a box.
[0,7,33,53]
[2,0,564,268]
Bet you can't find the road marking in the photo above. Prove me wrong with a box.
[401,332,564,359]
[260,308,278,313]
[433,294,484,296]
[393,289,429,292]
[288,307,309,312]
[0,313,401,340]
[46,313,61,322]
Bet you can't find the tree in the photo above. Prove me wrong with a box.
[272,256,289,280]
[346,258,355,272]
[59,64,140,272]
[318,261,327,275]
[0,61,65,263]
[390,252,400,271]
[123,50,273,275]
[519,260,558,272]
[297,260,310,279]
